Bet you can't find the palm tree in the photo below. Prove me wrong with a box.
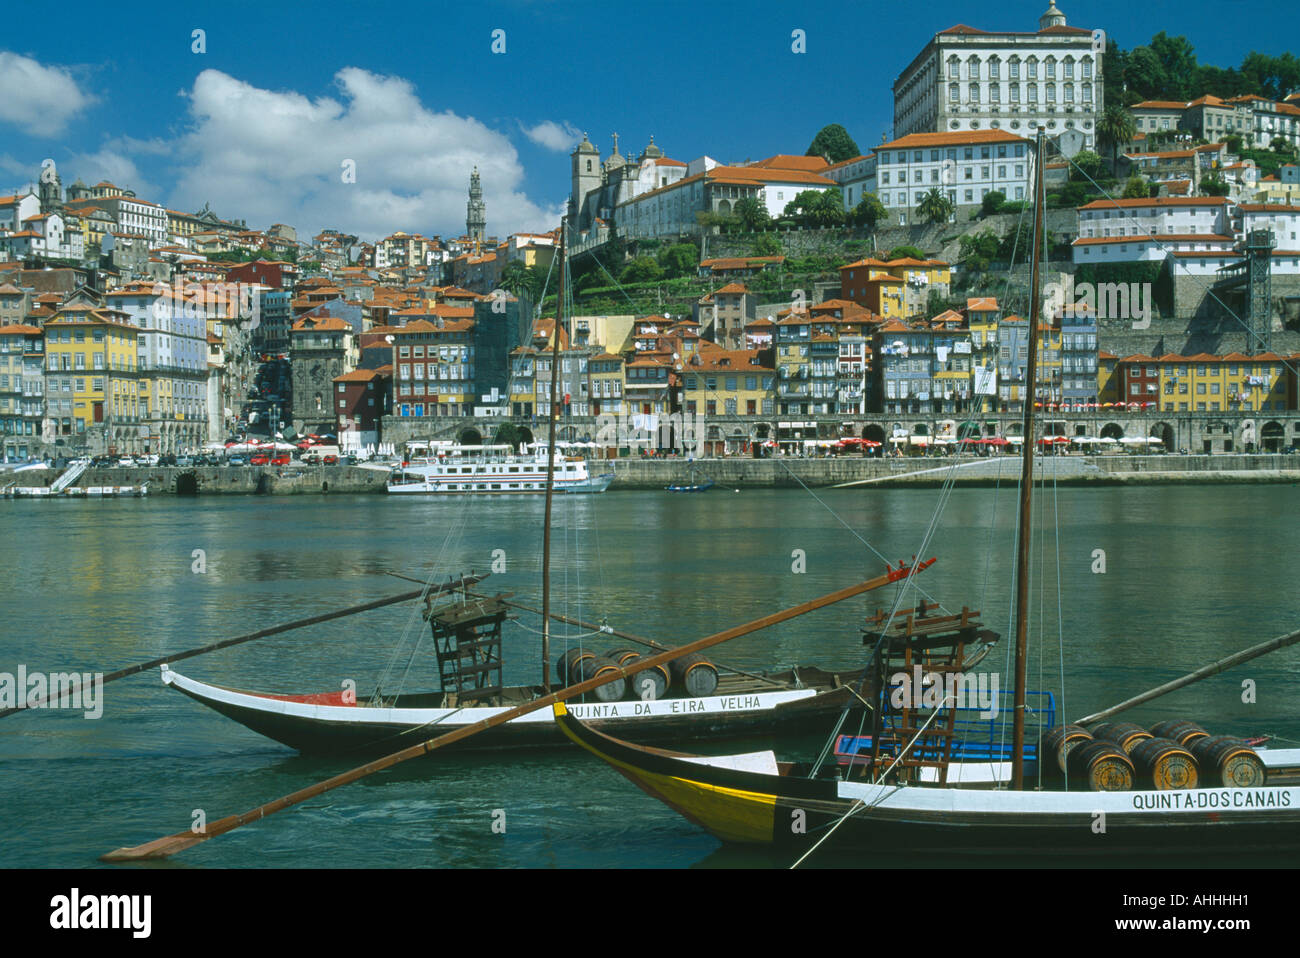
[916,188,954,225]
[1098,103,1137,173]
[733,197,771,232]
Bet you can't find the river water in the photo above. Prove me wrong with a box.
[3,483,1298,868]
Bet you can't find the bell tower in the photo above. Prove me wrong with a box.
[466,167,486,242]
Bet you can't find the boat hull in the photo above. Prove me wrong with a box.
[161,664,856,756]
[553,705,1300,856]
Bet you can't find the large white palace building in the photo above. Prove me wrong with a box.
[892,2,1104,153]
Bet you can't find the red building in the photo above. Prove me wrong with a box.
[332,366,391,446]
[1116,354,1160,407]
[225,259,298,291]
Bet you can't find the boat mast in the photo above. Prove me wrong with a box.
[1011,128,1047,790]
[541,217,566,693]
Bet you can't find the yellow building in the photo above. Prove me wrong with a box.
[840,257,950,318]
[43,307,142,452]
[589,352,626,417]
[1097,351,1120,404]
[967,297,1000,413]
[1036,322,1063,405]
[681,347,774,419]
[1155,352,1290,412]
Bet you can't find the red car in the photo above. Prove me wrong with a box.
[323,454,339,465]
[271,454,291,466]
[249,454,270,466]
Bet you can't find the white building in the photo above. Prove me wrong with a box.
[892,2,1103,153]
[0,191,41,232]
[823,154,878,210]
[0,211,84,260]
[875,130,1034,225]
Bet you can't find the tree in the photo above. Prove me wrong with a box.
[500,260,533,298]
[1200,173,1230,197]
[658,242,698,278]
[1070,150,1105,182]
[493,422,524,448]
[849,193,887,229]
[1271,137,1295,156]
[1225,134,1245,155]
[751,233,782,257]
[1147,33,1198,100]
[889,245,927,260]
[1122,176,1150,199]
[783,188,844,228]
[620,256,663,284]
[805,124,860,163]
[981,190,1006,216]
[733,197,771,232]
[915,187,954,225]
[958,231,999,272]
[1098,103,1137,171]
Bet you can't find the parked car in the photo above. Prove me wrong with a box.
[228,456,247,466]
[249,454,270,466]
[118,457,136,467]
[176,456,195,467]
[271,454,291,466]
[303,453,321,465]
[323,454,339,465]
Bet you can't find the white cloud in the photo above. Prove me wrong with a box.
[64,148,159,199]
[0,52,95,138]
[520,120,581,152]
[161,68,559,240]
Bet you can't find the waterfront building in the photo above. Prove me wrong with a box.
[1151,352,1290,413]
[680,347,773,420]
[291,314,358,430]
[332,366,390,448]
[43,307,142,453]
[873,321,936,415]
[1071,196,1236,265]
[967,296,1001,412]
[892,3,1102,151]
[1097,350,1120,404]
[389,318,473,421]
[105,282,210,453]
[0,323,44,459]
[774,313,812,416]
[588,352,626,417]
[1058,302,1098,408]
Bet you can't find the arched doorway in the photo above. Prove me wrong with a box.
[1100,422,1125,440]
[862,423,886,444]
[517,426,535,445]
[458,427,483,446]
[957,420,980,441]
[1262,421,1285,452]
[1150,422,1174,452]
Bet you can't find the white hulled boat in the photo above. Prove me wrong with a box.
[387,442,613,495]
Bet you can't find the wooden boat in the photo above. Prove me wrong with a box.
[158,221,955,758]
[665,463,715,493]
[554,128,1300,859]
[160,661,871,756]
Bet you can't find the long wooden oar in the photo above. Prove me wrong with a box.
[1075,626,1300,726]
[2,574,486,719]
[385,571,794,689]
[100,560,931,862]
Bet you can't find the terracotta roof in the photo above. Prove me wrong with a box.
[1078,196,1230,210]
[1133,100,1189,110]
[292,316,352,332]
[0,323,42,335]
[749,155,830,172]
[1238,204,1300,213]
[878,129,1029,151]
[713,282,749,295]
[967,297,998,310]
[333,368,382,382]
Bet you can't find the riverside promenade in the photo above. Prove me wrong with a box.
[4,455,1299,496]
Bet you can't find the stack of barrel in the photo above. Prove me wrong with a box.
[554,648,719,702]
[1038,720,1266,791]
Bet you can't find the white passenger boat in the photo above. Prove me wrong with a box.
[387,443,613,495]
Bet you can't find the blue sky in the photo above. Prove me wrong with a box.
[0,0,1290,241]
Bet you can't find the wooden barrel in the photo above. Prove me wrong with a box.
[1067,740,1136,791]
[570,655,626,703]
[1041,725,1093,773]
[605,649,669,701]
[669,652,719,697]
[1129,737,1199,790]
[1148,720,1209,746]
[556,648,596,686]
[1091,721,1153,754]
[1189,736,1267,788]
